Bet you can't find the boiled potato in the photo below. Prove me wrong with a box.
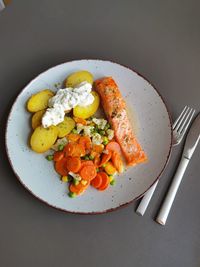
[31,110,45,129]
[30,126,58,153]
[65,71,93,87]
[73,91,100,119]
[56,116,75,138]
[27,89,54,112]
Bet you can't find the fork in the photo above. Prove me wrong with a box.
[136,106,195,216]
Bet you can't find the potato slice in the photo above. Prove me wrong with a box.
[30,126,58,153]
[31,110,45,129]
[27,89,54,112]
[73,91,100,119]
[56,116,75,138]
[65,71,93,87]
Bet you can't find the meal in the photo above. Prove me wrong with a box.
[26,70,147,198]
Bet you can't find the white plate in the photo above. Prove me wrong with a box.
[5,59,172,214]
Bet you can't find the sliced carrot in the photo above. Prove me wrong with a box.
[73,117,87,125]
[94,153,101,167]
[67,133,81,142]
[104,161,117,175]
[92,144,104,153]
[64,143,85,157]
[53,151,64,162]
[97,172,110,191]
[106,141,121,154]
[79,165,97,181]
[55,158,68,176]
[99,150,112,166]
[111,151,124,173]
[69,182,89,195]
[66,157,81,173]
[64,143,75,157]
[73,143,86,157]
[81,160,95,168]
[90,150,98,158]
[79,136,92,150]
[91,173,102,189]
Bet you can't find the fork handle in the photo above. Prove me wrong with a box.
[156,156,189,225]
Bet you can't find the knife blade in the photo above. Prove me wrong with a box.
[183,113,200,159]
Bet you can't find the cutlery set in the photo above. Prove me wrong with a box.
[136,106,199,225]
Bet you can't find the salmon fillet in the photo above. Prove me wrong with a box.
[94,77,147,166]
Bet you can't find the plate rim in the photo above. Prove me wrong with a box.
[5,58,173,214]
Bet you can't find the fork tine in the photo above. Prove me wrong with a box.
[174,106,190,131]
[179,109,195,134]
[173,106,187,129]
[177,107,194,133]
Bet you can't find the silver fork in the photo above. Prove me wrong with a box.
[136,106,195,216]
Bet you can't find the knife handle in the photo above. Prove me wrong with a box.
[156,156,189,225]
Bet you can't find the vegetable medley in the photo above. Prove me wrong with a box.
[27,70,124,198]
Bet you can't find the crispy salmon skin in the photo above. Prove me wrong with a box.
[94,77,147,166]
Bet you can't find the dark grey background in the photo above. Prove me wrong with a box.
[0,1,200,266]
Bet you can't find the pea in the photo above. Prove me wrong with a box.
[110,179,116,186]
[83,155,90,160]
[96,168,100,172]
[102,136,109,145]
[46,155,53,161]
[89,155,94,160]
[104,123,111,130]
[99,130,105,135]
[102,163,107,168]
[73,179,79,186]
[68,192,77,198]
[71,128,78,134]
[58,144,64,151]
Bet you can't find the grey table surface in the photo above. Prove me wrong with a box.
[0,1,200,266]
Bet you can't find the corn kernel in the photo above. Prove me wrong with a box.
[81,180,88,186]
[61,176,68,182]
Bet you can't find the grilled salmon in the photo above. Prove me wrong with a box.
[94,77,147,166]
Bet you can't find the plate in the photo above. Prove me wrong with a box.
[5,59,172,214]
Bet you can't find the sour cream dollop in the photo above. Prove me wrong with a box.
[42,82,94,128]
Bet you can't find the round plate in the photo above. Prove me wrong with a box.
[5,59,172,214]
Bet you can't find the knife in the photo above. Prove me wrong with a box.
[156,112,200,225]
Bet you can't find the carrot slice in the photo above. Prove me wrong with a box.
[79,165,97,181]
[64,143,85,157]
[79,136,92,150]
[81,160,95,168]
[94,153,101,167]
[99,150,112,166]
[106,141,121,154]
[67,133,81,142]
[66,157,81,173]
[69,182,89,195]
[92,144,104,153]
[91,173,102,189]
[97,172,110,191]
[73,117,87,125]
[111,151,124,173]
[55,158,68,176]
[64,143,75,157]
[53,151,64,162]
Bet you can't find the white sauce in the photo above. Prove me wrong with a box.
[42,82,94,128]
